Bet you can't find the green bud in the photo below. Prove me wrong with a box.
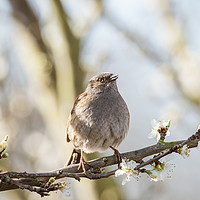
[2,153,8,158]
[58,184,64,189]
[160,162,165,170]
[146,170,152,175]
[49,177,56,184]
[166,120,171,128]
[4,135,8,142]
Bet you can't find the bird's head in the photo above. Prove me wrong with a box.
[86,73,118,94]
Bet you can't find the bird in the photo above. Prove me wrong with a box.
[66,72,130,172]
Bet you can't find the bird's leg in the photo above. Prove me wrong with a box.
[66,148,94,173]
[110,146,122,168]
[78,148,87,173]
[65,148,81,167]
[65,149,75,166]
[77,149,96,173]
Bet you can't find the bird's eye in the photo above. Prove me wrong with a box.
[97,77,105,83]
[100,78,105,83]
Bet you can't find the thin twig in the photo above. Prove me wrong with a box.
[0,149,5,159]
[135,128,200,170]
[2,175,51,197]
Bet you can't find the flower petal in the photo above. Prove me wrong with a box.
[115,169,125,177]
[59,178,71,197]
[122,178,127,185]
[61,188,71,197]
[148,130,157,139]
[166,130,170,137]
[156,133,161,141]
[151,119,158,128]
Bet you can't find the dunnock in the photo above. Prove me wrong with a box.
[66,73,130,171]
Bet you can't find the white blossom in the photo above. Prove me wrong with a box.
[59,179,71,197]
[148,170,161,182]
[147,158,175,182]
[148,119,170,142]
[0,135,8,151]
[179,145,190,159]
[115,158,139,185]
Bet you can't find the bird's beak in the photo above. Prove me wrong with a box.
[110,74,118,81]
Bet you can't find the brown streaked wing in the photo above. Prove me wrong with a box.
[66,92,88,143]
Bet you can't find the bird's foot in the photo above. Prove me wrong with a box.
[110,146,122,168]
[78,158,95,172]
[78,148,95,173]
[78,157,86,173]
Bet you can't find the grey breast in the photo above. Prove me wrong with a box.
[81,91,129,152]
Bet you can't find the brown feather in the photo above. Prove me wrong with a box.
[66,92,88,143]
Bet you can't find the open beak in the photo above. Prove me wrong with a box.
[110,74,118,81]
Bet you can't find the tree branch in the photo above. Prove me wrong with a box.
[135,127,200,170]
[0,126,199,196]
[9,0,58,93]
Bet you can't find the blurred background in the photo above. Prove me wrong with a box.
[0,0,200,199]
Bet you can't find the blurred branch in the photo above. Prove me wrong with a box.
[9,0,57,94]
[160,2,200,106]
[106,12,200,108]
[104,13,164,64]
[0,125,199,196]
[97,0,199,107]
[51,0,85,95]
